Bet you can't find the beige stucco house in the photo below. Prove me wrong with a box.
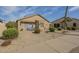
[51,17,79,28]
[16,14,50,32]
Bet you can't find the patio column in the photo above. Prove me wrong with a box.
[35,20,39,29]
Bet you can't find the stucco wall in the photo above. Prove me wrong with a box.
[66,20,79,27]
[52,19,79,28]
[0,23,6,36]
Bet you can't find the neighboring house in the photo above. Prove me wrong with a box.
[51,17,79,28]
[0,20,6,36]
[16,14,50,32]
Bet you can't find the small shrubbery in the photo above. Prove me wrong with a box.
[77,27,79,30]
[57,27,62,31]
[71,27,76,30]
[2,28,18,39]
[3,21,18,40]
[1,21,18,46]
[20,29,23,31]
[49,28,55,32]
[34,29,40,33]
[67,27,71,30]
[66,27,77,30]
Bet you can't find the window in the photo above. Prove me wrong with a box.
[54,23,57,28]
[73,23,76,27]
[57,23,60,27]
[54,23,60,28]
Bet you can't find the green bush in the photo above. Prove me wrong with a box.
[6,21,17,29]
[20,29,23,31]
[71,27,76,30]
[3,28,18,39]
[57,27,62,31]
[49,28,55,32]
[67,27,71,30]
[34,29,40,33]
[77,27,79,30]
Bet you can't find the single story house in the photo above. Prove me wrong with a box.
[51,17,79,29]
[16,14,50,32]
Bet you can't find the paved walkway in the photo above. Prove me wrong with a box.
[0,31,79,53]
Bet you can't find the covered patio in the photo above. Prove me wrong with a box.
[20,21,36,31]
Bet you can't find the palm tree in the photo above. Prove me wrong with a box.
[62,6,72,29]
[60,6,68,29]
[61,6,72,30]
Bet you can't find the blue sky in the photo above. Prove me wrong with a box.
[0,6,79,22]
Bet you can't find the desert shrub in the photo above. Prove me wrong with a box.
[6,21,17,29]
[77,27,79,30]
[57,27,62,31]
[71,27,76,30]
[20,29,23,31]
[67,27,71,30]
[3,28,18,39]
[34,29,40,33]
[49,28,55,32]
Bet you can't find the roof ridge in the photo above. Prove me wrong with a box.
[16,14,49,22]
[51,17,79,23]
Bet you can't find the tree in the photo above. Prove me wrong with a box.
[60,17,72,29]
[6,21,17,29]
[62,6,72,29]
[64,6,68,29]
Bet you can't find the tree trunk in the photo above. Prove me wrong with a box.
[64,6,68,30]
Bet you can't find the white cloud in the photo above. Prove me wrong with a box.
[0,6,62,22]
[69,6,79,12]
[2,6,17,15]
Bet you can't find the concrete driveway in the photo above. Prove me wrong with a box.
[0,31,79,53]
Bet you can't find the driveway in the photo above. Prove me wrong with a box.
[0,31,79,53]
